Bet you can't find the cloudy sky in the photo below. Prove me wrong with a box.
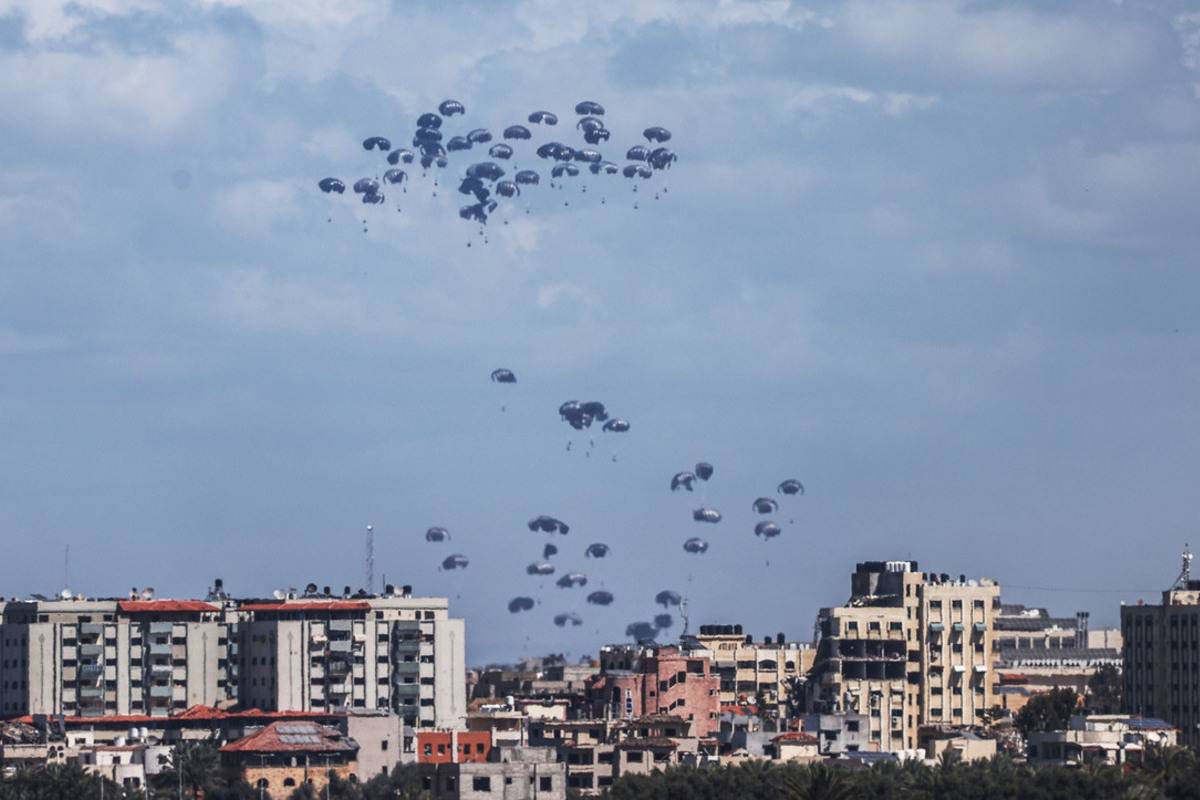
[2,0,1199,662]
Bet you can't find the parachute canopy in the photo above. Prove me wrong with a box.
[693,507,722,524]
[438,99,465,116]
[575,101,605,115]
[753,497,779,514]
[362,136,391,151]
[528,110,558,125]
[556,572,587,589]
[507,596,534,613]
[425,527,450,543]
[683,537,709,554]
[778,479,806,496]
[528,515,569,535]
[318,178,345,194]
[655,590,682,608]
[585,543,610,558]
[671,472,696,492]
[755,521,782,539]
[526,561,555,576]
[490,368,516,383]
[587,590,614,606]
[441,554,469,570]
[554,612,583,627]
[695,462,714,481]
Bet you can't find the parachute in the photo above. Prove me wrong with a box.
[582,127,611,145]
[526,561,555,576]
[503,124,532,140]
[573,148,603,163]
[693,507,722,524]
[383,168,406,185]
[496,180,520,198]
[683,537,709,554]
[643,126,671,143]
[655,590,682,608]
[587,590,614,606]
[514,170,540,186]
[671,472,696,492]
[508,596,535,613]
[413,128,443,145]
[753,497,779,514]
[488,143,514,160]
[602,418,629,433]
[528,515,570,535]
[576,117,605,134]
[459,177,490,203]
[554,612,583,627]
[438,99,465,116]
[559,400,608,431]
[441,554,469,570]
[755,521,782,539]
[360,192,385,205]
[622,164,653,179]
[417,112,442,129]
[528,110,558,125]
[542,543,558,560]
[446,136,472,152]
[466,162,505,182]
[425,527,450,543]
[589,161,620,175]
[695,462,714,481]
[490,368,517,383]
[574,101,605,115]
[551,163,580,179]
[318,178,345,194]
[387,149,415,165]
[352,178,381,195]
[654,613,673,630]
[362,136,391,151]
[648,147,677,170]
[466,128,493,144]
[626,621,657,642]
[626,145,649,161]
[585,543,610,558]
[778,479,806,496]
[556,572,587,589]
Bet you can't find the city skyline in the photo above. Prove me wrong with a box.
[3,0,1200,664]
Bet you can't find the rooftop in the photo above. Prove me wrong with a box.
[220,721,357,755]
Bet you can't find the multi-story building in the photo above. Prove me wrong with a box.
[587,644,721,737]
[239,588,465,730]
[1122,572,1200,746]
[806,560,1000,751]
[692,625,814,716]
[0,595,238,718]
[1,583,465,731]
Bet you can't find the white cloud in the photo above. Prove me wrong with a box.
[214,179,305,233]
[783,84,938,117]
[840,0,1159,88]
[0,32,235,140]
[0,0,158,42]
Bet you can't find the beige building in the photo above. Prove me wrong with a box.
[1122,576,1200,747]
[693,625,814,714]
[1,584,465,731]
[0,596,238,718]
[807,561,999,751]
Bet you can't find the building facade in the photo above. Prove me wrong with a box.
[1122,581,1200,747]
[807,561,999,751]
[693,625,814,715]
[1,586,465,731]
[587,645,720,737]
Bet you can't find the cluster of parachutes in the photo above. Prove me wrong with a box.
[429,366,806,645]
[316,98,677,231]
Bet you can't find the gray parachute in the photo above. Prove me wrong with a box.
[542,543,558,560]
[488,143,514,160]
[503,125,532,140]
[528,110,558,125]
[529,515,569,535]
[654,614,673,630]
[556,572,587,589]
[587,590,614,606]
[683,537,709,554]
[438,99,465,116]
[362,136,391,151]
[643,126,671,143]
[695,462,714,481]
[508,596,535,613]
[425,527,450,543]
[574,101,605,115]
[585,543,610,558]
[602,418,630,433]
[755,521,782,539]
[671,472,696,492]
[753,497,779,514]
[554,612,583,627]
[655,590,682,608]
[778,479,805,496]
[318,178,345,194]
[626,621,657,642]
[693,507,722,524]
[490,368,516,383]
[441,554,469,570]
[526,561,555,576]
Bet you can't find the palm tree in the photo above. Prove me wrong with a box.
[782,764,856,800]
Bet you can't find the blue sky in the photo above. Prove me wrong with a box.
[2,0,1199,663]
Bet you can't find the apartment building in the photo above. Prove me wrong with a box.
[1122,579,1200,747]
[693,625,815,715]
[0,596,237,718]
[1,584,465,731]
[587,645,720,737]
[807,560,999,751]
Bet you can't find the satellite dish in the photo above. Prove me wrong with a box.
[141,588,154,600]
[272,589,286,600]
[60,589,72,600]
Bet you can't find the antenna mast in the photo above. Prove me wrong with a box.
[365,525,375,594]
[63,544,71,592]
[1173,543,1193,590]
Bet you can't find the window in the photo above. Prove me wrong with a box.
[472,777,491,791]
[540,777,552,791]
[627,751,644,762]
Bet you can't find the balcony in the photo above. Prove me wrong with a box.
[329,639,354,655]
[79,644,103,658]
[150,685,173,698]
[148,641,171,656]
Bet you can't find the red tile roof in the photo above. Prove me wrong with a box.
[118,600,220,613]
[237,600,371,612]
[771,732,818,744]
[220,721,357,755]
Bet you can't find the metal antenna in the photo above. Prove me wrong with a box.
[366,525,375,594]
[680,595,690,637]
[64,544,71,592]
[1174,543,1193,590]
